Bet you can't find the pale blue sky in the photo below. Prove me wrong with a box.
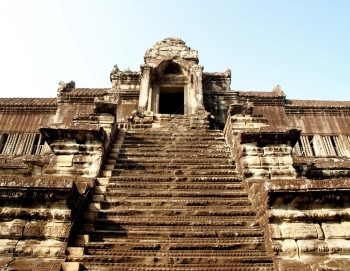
[0,0,349,100]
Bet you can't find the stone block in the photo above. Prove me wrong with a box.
[0,239,17,255]
[280,223,318,240]
[244,168,268,179]
[89,202,101,211]
[322,223,346,239]
[269,224,282,239]
[341,221,350,239]
[92,194,105,202]
[291,223,318,239]
[326,239,350,254]
[73,154,92,164]
[0,219,25,238]
[61,262,81,271]
[263,146,292,156]
[44,222,70,239]
[97,177,109,185]
[315,224,325,240]
[23,221,45,238]
[298,240,329,256]
[241,144,263,156]
[66,247,84,256]
[275,259,312,271]
[241,156,261,168]
[95,186,106,193]
[53,155,74,167]
[280,223,292,239]
[75,234,90,243]
[260,156,279,167]
[282,239,298,258]
[24,239,62,257]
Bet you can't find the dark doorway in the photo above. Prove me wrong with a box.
[158,87,184,115]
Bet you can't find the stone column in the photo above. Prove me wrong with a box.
[138,64,151,110]
[193,65,204,111]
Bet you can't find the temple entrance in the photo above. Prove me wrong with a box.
[158,87,184,115]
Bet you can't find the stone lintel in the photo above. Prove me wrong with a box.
[239,127,301,145]
[40,124,105,145]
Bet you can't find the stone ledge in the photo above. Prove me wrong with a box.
[266,178,350,192]
[0,176,73,189]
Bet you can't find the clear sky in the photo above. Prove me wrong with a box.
[0,0,349,100]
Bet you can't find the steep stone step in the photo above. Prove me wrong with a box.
[71,259,274,271]
[98,190,248,198]
[98,198,251,208]
[90,216,257,227]
[114,157,231,165]
[118,148,230,154]
[86,208,257,218]
[120,143,227,148]
[105,182,244,190]
[90,225,263,236]
[66,126,273,270]
[107,176,242,182]
[111,169,238,177]
[112,163,235,170]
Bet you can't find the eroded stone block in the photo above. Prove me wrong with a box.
[291,223,318,239]
[61,262,81,271]
[322,223,346,239]
[53,155,74,167]
[341,221,350,239]
[0,219,25,238]
[23,221,45,238]
[44,222,70,239]
[269,224,282,239]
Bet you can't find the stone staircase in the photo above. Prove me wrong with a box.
[65,117,274,270]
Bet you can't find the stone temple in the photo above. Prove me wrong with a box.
[1,38,350,271]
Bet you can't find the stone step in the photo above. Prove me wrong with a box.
[98,190,247,198]
[107,176,242,183]
[66,127,273,270]
[90,216,257,227]
[70,257,274,271]
[105,182,244,190]
[111,164,235,170]
[125,131,223,136]
[78,223,262,235]
[118,148,230,154]
[98,198,251,208]
[120,143,227,149]
[111,169,238,177]
[86,208,256,217]
[73,238,266,250]
[78,249,270,257]
[114,157,231,165]
[122,139,226,145]
[118,151,228,159]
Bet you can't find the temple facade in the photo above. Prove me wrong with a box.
[1,38,350,270]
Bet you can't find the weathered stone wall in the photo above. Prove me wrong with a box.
[0,176,92,270]
[225,95,350,270]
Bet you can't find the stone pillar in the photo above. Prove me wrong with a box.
[193,65,204,111]
[138,64,151,110]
